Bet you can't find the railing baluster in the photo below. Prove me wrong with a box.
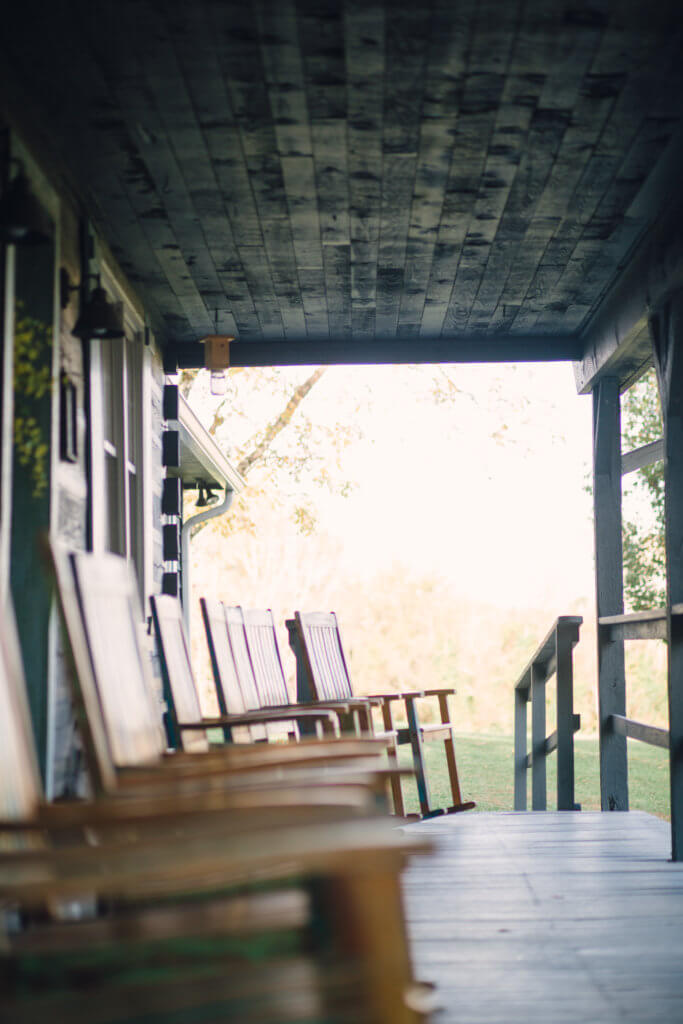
[513,617,582,812]
[556,623,579,810]
[531,663,547,811]
[514,685,528,811]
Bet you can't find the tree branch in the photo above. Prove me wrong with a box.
[237,367,327,478]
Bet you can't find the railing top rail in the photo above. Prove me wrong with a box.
[610,714,670,750]
[599,604,683,626]
[621,437,664,476]
[514,616,583,693]
[600,608,665,626]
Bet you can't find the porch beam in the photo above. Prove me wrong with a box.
[651,290,683,861]
[575,126,683,396]
[164,334,582,371]
[592,377,629,812]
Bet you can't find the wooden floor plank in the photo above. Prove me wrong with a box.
[402,812,683,1023]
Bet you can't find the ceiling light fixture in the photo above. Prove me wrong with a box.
[195,482,219,508]
[71,274,125,340]
[0,165,52,245]
[200,322,234,396]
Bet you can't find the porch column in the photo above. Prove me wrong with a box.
[592,377,628,811]
[651,292,683,861]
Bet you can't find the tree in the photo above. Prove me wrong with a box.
[621,368,665,610]
[180,365,364,538]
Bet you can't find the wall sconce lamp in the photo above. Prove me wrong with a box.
[195,482,219,508]
[0,165,52,245]
[200,334,234,396]
[61,269,125,340]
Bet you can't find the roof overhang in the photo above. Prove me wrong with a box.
[170,394,245,494]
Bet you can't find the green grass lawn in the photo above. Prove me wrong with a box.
[397,733,671,819]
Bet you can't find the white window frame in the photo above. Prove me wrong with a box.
[89,267,151,607]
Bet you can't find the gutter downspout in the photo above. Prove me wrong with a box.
[180,486,235,636]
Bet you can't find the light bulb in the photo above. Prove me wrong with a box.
[210,370,227,396]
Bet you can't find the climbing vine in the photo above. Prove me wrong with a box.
[13,302,52,498]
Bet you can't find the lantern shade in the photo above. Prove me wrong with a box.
[202,335,233,370]
[0,170,52,244]
[72,286,125,339]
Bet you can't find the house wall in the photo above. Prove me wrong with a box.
[1,124,168,795]
[48,183,90,797]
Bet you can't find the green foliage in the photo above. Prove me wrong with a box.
[13,303,52,498]
[621,368,665,610]
[398,734,670,819]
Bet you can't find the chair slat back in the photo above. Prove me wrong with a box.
[294,612,354,702]
[200,598,247,717]
[0,602,43,822]
[242,608,291,708]
[223,605,268,742]
[70,551,166,769]
[48,543,135,790]
[150,595,210,754]
[223,605,261,713]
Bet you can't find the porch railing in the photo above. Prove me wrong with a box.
[599,606,683,753]
[514,616,583,811]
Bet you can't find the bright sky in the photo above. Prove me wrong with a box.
[189,360,596,615]
[300,362,595,611]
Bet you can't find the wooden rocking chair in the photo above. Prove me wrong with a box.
[287,611,475,819]
[46,542,411,810]
[201,600,409,814]
[0,592,435,1024]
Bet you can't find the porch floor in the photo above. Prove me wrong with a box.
[402,811,683,1023]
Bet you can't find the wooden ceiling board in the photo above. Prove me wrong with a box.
[3,0,683,364]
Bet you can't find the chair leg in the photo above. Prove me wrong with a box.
[381,701,406,817]
[404,697,442,819]
[358,704,373,735]
[438,694,475,813]
[321,868,430,1024]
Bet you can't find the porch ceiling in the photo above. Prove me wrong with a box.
[4,2,683,365]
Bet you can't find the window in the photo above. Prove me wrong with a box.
[90,276,149,606]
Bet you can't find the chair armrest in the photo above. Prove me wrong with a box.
[365,689,456,701]
[299,697,384,711]
[365,691,425,702]
[260,699,352,714]
[328,695,386,707]
[179,708,338,729]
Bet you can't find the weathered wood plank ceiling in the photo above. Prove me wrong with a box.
[4,1,683,362]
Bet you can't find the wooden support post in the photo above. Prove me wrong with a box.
[652,293,683,861]
[593,378,629,811]
[514,687,528,810]
[556,624,577,811]
[531,664,546,810]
